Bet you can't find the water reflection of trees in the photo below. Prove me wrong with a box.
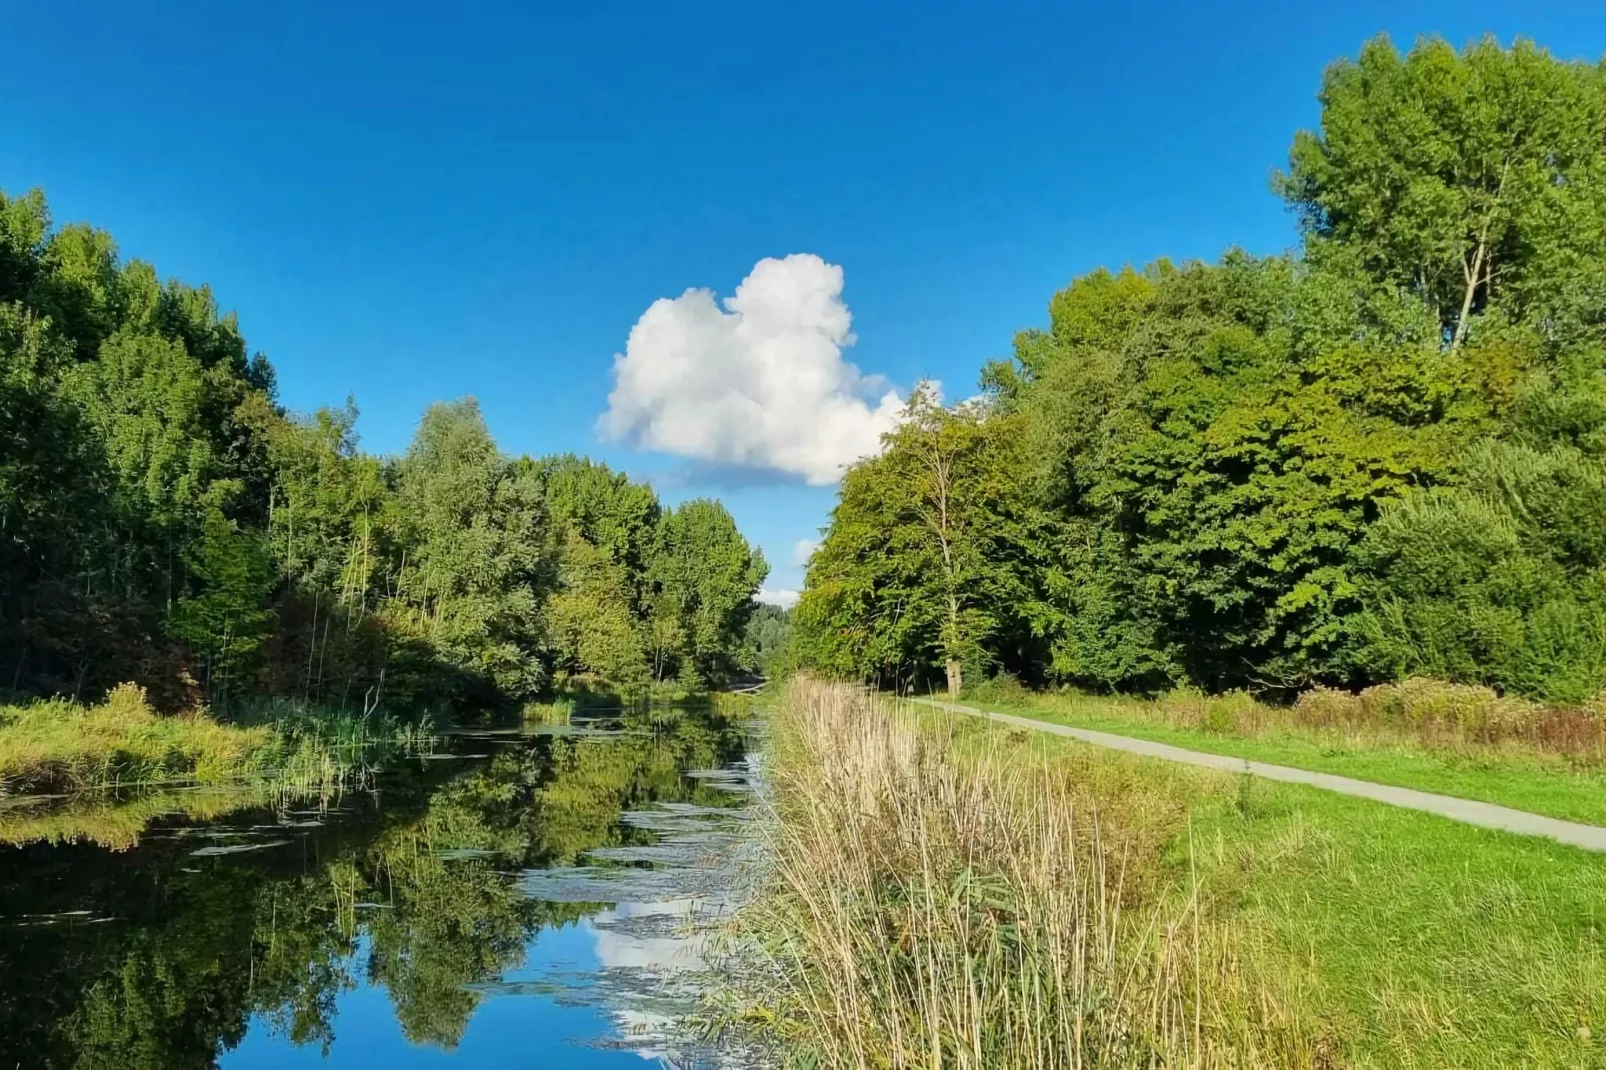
[0,706,747,1068]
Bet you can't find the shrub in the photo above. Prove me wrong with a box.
[961,671,1028,706]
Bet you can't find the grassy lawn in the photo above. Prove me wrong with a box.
[980,721,1606,1068]
[971,691,1606,826]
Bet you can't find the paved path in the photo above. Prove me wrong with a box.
[909,698,1606,854]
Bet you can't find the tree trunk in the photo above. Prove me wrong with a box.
[1451,239,1487,355]
[945,657,962,699]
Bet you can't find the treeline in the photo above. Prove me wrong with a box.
[0,190,765,711]
[797,35,1606,703]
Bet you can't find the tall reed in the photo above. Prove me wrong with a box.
[721,678,1211,1068]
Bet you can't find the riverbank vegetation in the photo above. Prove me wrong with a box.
[721,678,1605,1067]
[0,684,273,794]
[794,34,1606,710]
[967,676,1606,824]
[720,679,1215,1066]
[0,681,441,798]
[0,179,767,791]
[0,189,765,713]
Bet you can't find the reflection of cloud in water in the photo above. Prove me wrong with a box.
[591,906,685,1062]
[518,759,765,1067]
[591,899,709,973]
[585,898,732,1064]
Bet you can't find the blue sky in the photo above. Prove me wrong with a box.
[5,1,1606,598]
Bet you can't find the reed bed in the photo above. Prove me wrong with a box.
[721,678,1240,1068]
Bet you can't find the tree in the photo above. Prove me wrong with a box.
[743,602,792,677]
[167,509,276,700]
[392,400,553,703]
[798,386,1045,695]
[546,529,651,693]
[1357,382,1606,702]
[1280,35,1606,352]
[651,500,767,687]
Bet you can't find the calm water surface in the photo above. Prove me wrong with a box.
[0,706,764,1069]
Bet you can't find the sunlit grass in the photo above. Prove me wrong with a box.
[968,680,1606,825]
[0,685,437,799]
[522,697,575,725]
[715,679,1316,1068]
[0,684,275,794]
[719,678,1606,1067]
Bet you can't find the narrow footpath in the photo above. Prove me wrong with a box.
[909,697,1606,854]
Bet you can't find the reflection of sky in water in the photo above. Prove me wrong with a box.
[0,712,761,1069]
[220,759,757,1068]
[222,927,648,1068]
[586,899,710,1059]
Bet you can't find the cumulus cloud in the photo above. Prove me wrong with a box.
[792,538,820,566]
[598,254,907,485]
[757,588,800,610]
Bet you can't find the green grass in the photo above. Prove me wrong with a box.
[991,726,1606,1068]
[0,684,436,797]
[730,681,1606,1066]
[0,684,277,793]
[522,697,575,725]
[973,691,1606,826]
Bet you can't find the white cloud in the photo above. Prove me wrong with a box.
[757,588,800,610]
[792,538,820,566]
[598,254,907,485]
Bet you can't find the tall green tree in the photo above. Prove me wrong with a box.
[392,400,553,703]
[652,500,768,687]
[798,386,1045,694]
[1280,35,1606,351]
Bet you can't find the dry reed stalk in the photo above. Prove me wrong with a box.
[723,677,1245,1068]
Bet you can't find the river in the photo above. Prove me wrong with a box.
[0,704,764,1069]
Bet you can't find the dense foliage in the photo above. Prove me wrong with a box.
[797,34,1606,702]
[0,192,765,710]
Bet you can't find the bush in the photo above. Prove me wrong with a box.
[1356,439,1606,704]
[962,672,1028,706]
[1290,679,1606,761]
